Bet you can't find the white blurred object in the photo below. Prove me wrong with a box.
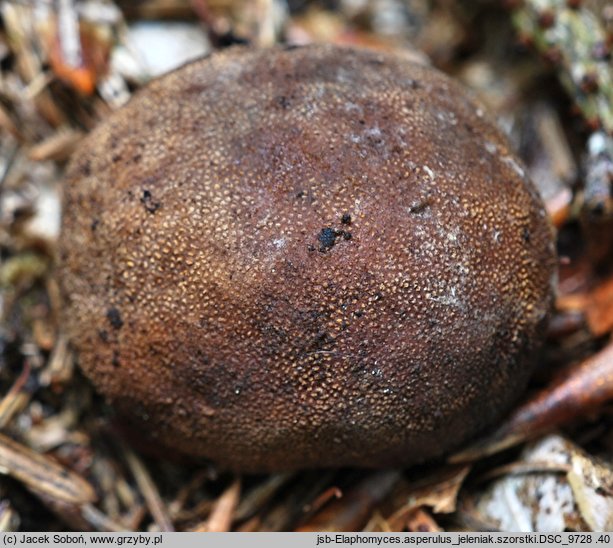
[24,181,61,244]
[113,22,211,82]
[474,435,613,532]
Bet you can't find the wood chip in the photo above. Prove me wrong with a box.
[0,360,31,428]
[122,445,174,532]
[28,129,83,162]
[451,340,613,462]
[296,470,401,532]
[0,432,96,505]
[194,478,241,532]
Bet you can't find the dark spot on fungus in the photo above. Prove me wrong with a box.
[276,95,290,109]
[79,160,91,176]
[106,307,123,330]
[408,199,431,214]
[523,227,531,243]
[318,227,337,252]
[141,190,161,214]
[58,44,556,473]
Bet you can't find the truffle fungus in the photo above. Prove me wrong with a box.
[58,45,557,471]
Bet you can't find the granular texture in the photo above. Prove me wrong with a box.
[58,45,557,471]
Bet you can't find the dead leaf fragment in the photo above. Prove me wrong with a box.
[405,508,442,533]
[470,435,588,532]
[585,277,613,337]
[406,465,471,514]
[43,15,113,95]
[568,450,613,531]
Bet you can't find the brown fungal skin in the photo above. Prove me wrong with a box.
[58,45,557,472]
